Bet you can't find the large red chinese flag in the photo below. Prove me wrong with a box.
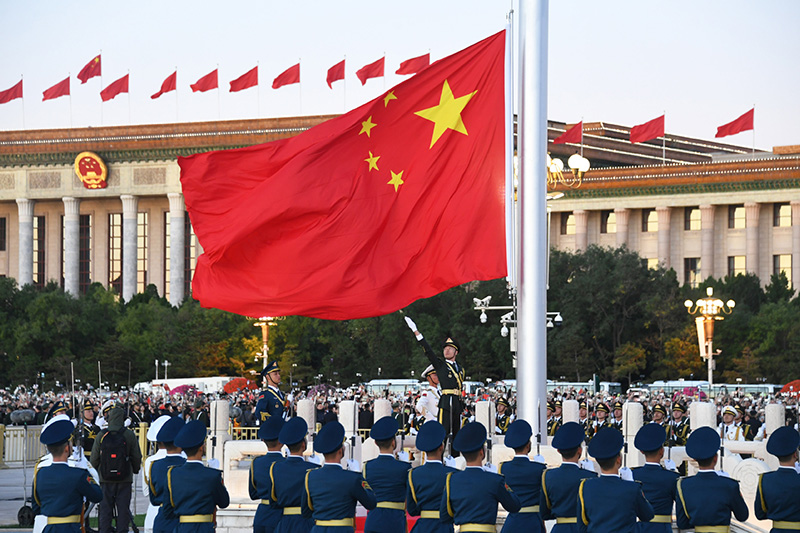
[356,57,385,85]
[630,115,664,143]
[43,77,70,101]
[272,64,300,89]
[396,53,430,75]
[191,69,218,92]
[327,60,345,88]
[151,71,177,99]
[715,108,754,138]
[77,55,101,84]
[100,74,129,102]
[230,66,258,92]
[180,30,507,320]
[553,121,583,145]
[0,80,22,104]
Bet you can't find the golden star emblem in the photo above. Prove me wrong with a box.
[414,80,477,149]
[365,151,380,171]
[387,170,404,192]
[359,116,377,137]
[384,91,397,107]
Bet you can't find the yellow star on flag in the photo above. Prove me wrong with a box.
[414,80,477,149]
[365,151,380,171]
[384,91,397,107]
[359,116,377,137]
[387,170,404,192]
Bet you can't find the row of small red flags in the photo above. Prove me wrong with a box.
[0,53,429,104]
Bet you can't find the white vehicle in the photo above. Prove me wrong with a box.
[363,379,422,395]
[133,376,233,395]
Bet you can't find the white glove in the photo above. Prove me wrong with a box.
[663,459,677,472]
[347,459,361,472]
[795,462,800,474]
[404,317,423,340]
[397,451,410,462]
[307,453,322,465]
[579,459,595,472]
[482,463,498,473]
[619,467,633,481]
[716,470,730,478]
[444,455,456,468]
[207,458,220,470]
[533,454,546,464]
[124,418,131,427]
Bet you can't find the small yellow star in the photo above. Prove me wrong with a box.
[359,116,377,137]
[387,170,404,192]
[414,80,477,148]
[365,151,380,171]
[383,91,397,107]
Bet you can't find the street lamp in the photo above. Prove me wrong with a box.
[162,359,171,380]
[290,363,297,388]
[685,286,735,399]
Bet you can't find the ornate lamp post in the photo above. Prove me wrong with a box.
[685,287,735,399]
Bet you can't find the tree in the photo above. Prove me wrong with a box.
[613,342,647,384]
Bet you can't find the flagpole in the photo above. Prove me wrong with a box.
[20,75,25,129]
[343,55,347,113]
[752,104,756,154]
[504,12,516,289]
[298,58,302,115]
[257,61,261,118]
[100,50,103,126]
[69,72,73,128]
[383,52,386,93]
[580,115,584,157]
[662,110,666,165]
[127,69,132,125]
[216,64,221,121]
[175,68,179,123]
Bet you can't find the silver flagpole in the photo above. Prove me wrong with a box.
[504,13,516,288]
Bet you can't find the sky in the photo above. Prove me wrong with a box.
[0,0,798,150]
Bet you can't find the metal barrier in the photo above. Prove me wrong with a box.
[228,426,373,442]
[2,425,46,465]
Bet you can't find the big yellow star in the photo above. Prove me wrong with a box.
[384,91,397,107]
[414,80,477,149]
[359,116,377,137]
[387,170,404,192]
[365,151,380,171]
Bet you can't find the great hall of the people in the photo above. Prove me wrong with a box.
[0,117,798,305]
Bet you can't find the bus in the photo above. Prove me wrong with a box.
[362,379,422,395]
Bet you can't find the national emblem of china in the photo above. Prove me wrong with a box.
[74,152,108,189]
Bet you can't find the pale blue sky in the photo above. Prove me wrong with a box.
[1,0,797,150]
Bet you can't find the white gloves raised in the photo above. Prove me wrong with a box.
[404,316,423,340]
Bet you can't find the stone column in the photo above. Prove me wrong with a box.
[656,207,671,268]
[574,209,588,251]
[562,399,579,423]
[623,402,644,467]
[62,198,81,296]
[167,193,185,306]
[120,195,138,302]
[296,399,316,435]
[16,199,34,286]
[745,202,760,277]
[792,201,800,289]
[476,400,495,434]
[614,208,629,248]
[700,205,716,279]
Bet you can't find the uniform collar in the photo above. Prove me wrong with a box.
[514,455,531,460]
[424,459,442,464]
[600,473,620,478]
[561,461,580,467]
[644,462,661,467]
[324,463,343,468]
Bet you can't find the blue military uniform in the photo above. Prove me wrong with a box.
[406,422,455,533]
[250,417,287,533]
[149,417,188,533]
[754,426,800,532]
[272,418,317,533]
[675,427,748,531]
[363,417,411,533]
[631,424,678,533]
[301,422,377,532]
[255,362,286,423]
[439,422,520,532]
[499,420,546,533]
[541,422,597,533]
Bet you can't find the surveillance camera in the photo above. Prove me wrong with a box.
[500,311,514,322]
[546,319,554,329]
[473,298,482,307]
[480,311,488,324]
[500,325,509,337]
[554,313,563,326]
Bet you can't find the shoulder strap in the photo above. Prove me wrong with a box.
[408,469,417,504]
[541,470,552,510]
[578,479,589,526]
[498,462,503,476]
[147,461,156,493]
[676,478,690,521]
[32,468,41,507]
[249,460,256,490]
[167,466,176,508]
[758,473,767,514]
[304,470,313,511]
[445,472,454,518]
[269,462,277,502]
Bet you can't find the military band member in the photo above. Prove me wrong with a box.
[754,426,800,531]
[149,416,187,533]
[577,428,654,533]
[675,427,748,531]
[250,417,287,533]
[495,398,512,435]
[143,416,171,533]
[406,422,455,533]
[271,417,317,533]
[415,366,440,426]
[255,361,286,424]
[80,400,100,459]
[363,417,411,533]
[499,420,546,533]
[631,424,678,532]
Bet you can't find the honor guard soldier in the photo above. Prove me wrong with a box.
[754,426,800,531]
[270,418,317,533]
[668,403,690,446]
[149,416,187,533]
[250,417,287,533]
[301,421,376,531]
[540,422,597,532]
[499,420,546,533]
[405,317,465,455]
[33,418,103,533]
[143,416,171,533]
[495,398,512,435]
[406,422,455,533]
[547,402,557,436]
[588,403,612,442]
[650,404,669,433]
[577,428,654,533]
[439,422,520,531]
[578,400,591,441]
[255,361,286,424]
[415,366,440,426]
[45,401,68,424]
[363,417,411,533]
[80,400,100,459]
[611,401,624,432]
[719,405,746,443]
[631,424,678,532]
[675,427,749,532]
[166,421,230,532]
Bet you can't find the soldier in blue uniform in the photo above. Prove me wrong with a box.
[166,421,230,533]
[301,421,377,531]
[255,361,286,424]
[675,426,749,532]
[439,421,520,531]
[250,416,287,533]
[540,422,597,532]
[631,424,678,532]
[577,427,654,533]
[362,416,411,533]
[754,425,800,531]
[271,418,317,533]
[33,418,103,533]
[149,416,188,533]
[406,421,455,533]
[499,420,546,533]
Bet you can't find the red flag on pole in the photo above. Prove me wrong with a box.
[77,55,101,84]
[191,69,218,93]
[715,108,754,138]
[553,121,583,145]
[356,57,385,85]
[179,31,507,320]
[272,64,300,89]
[43,77,70,101]
[327,60,345,89]
[0,80,22,104]
[630,115,665,144]
[100,74,129,102]
[396,53,430,75]
[230,66,258,92]
[151,71,177,99]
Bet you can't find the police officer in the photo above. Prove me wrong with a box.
[363,417,411,533]
[754,426,800,531]
[675,427,749,531]
[499,420,546,533]
[577,428,654,532]
[439,422,520,531]
[301,421,377,531]
[540,422,596,532]
[166,421,230,533]
[149,416,187,533]
[255,361,286,424]
[406,422,455,533]
[271,417,317,533]
[495,398,512,435]
[631,424,678,532]
[250,417,287,533]
[80,400,100,460]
